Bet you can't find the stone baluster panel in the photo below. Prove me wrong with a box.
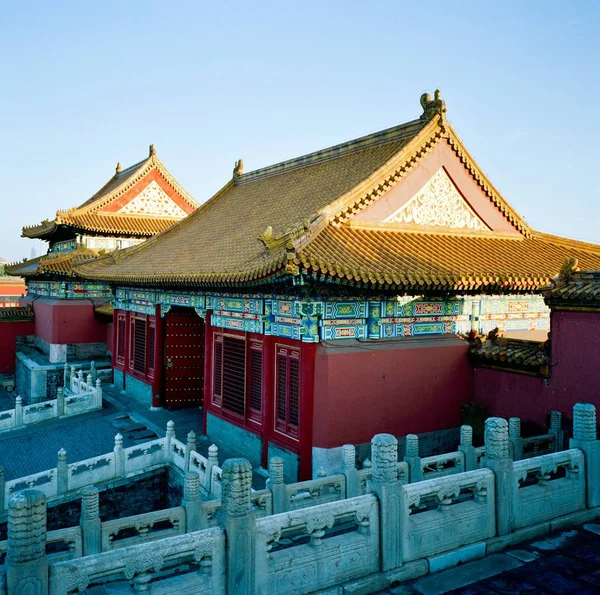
[266,457,286,514]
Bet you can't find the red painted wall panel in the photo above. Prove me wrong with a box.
[312,338,473,448]
[474,311,600,426]
[0,320,35,373]
[23,298,107,345]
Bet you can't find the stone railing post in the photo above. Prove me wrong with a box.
[165,420,175,460]
[6,490,48,595]
[458,425,476,471]
[266,457,286,514]
[485,417,514,536]
[15,396,23,428]
[570,403,600,507]
[185,431,197,471]
[80,486,101,555]
[114,433,125,477]
[183,471,201,532]
[509,417,522,461]
[57,448,68,494]
[63,362,69,390]
[550,410,563,452]
[217,458,254,595]
[56,387,65,417]
[90,361,97,384]
[0,467,5,513]
[206,444,218,493]
[77,370,84,393]
[403,434,422,483]
[370,433,403,571]
[86,373,93,392]
[95,378,102,409]
[341,444,359,498]
[70,365,76,392]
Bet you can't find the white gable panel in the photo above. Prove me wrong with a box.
[118,180,186,217]
[384,168,488,230]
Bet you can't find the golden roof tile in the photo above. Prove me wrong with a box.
[469,338,549,376]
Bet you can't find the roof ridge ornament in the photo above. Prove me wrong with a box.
[233,159,244,182]
[115,162,121,175]
[149,144,156,157]
[420,89,446,122]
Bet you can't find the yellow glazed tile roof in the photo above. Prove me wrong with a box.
[469,338,549,375]
[545,270,600,307]
[75,92,600,291]
[0,306,34,322]
[7,247,99,278]
[22,146,197,239]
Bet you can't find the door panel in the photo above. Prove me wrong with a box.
[164,309,204,409]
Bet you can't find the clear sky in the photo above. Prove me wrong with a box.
[1,1,598,261]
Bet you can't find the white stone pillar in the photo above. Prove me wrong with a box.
[80,486,101,555]
[218,458,254,595]
[70,365,76,392]
[57,448,68,494]
[458,425,476,471]
[341,444,359,498]
[6,490,48,595]
[183,471,201,533]
[90,361,97,384]
[570,403,600,508]
[403,434,422,483]
[184,431,197,471]
[165,420,175,460]
[206,444,219,494]
[370,433,403,571]
[485,417,514,536]
[94,379,102,409]
[0,467,4,513]
[114,433,125,478]
[56,387,65,417]
[266,457,286,514]
[509,417,523,461]
[63,362,69,391]
[15,396,23,428]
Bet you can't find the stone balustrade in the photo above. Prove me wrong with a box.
[0,402,599,594]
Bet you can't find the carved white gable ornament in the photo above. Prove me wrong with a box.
[118,180,186,217]
[383,168,488,230]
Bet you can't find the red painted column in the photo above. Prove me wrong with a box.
[261,334,275,469]
[122,310,130,392]
[299,342,316,480]
[202,311,213,436]
[111,307,118,384]
[152,305,165,408]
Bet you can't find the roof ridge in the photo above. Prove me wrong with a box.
[236,119,426,184]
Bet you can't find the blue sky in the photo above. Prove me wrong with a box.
[1,1,598,261]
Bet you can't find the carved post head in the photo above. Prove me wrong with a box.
[7,490,47,563]
[371,434,398,484]
[341,444,356,471]
[166,420,175,439]
[485,417,509,460]
[550,410,562,431]
[405,434,419,458]
[71,365,76,375]
[208,444,219,464]
[57,448,67,464]
[78,370,83,380]
[64,362,69,371]
[114,433,123,450]
[221,458,252,518]
[184,471,200,502]
[317,467,327,478]
[96,378,102,389]
[268,457,284,485]
[187,430,197,450]
[460,425,473,447]
[573,403,597,441]
[509,417,521,440]
[15,395,22,406]
[86,373,92,385]
[80,486,99,521]
[57,387,64,399]
[90,361,96,371]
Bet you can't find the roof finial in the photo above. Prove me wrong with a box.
[149,144,156,157]
[233,159,244,182]
[420,89,446,121]
[115,162,122,175]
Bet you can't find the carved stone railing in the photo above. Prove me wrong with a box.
[513,449,585,529]
[254,494,380,595]
[420,451,465,480]
[402,468,495,562]
[100,507,186,551]
[284,474,346,511]
[49,526,226,594]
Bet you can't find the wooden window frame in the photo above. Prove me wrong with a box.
[246,339,263,425]
[128,313,156,382]
[115,312,127,367]
[274,344,300,440]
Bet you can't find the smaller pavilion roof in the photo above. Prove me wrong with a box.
[469,336,549,376]
[0,306,34,322]
[544,266,600,309]
[6,247,99,278]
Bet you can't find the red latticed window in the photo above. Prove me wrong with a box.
[222,336,246,417]
[116,313,126,366]
[132,316,147,374]
[275,346,300,438]
[147,320,156,377]
[247,341,263,423]
[213,336,223,406]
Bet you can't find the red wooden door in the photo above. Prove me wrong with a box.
[164,308,205,409]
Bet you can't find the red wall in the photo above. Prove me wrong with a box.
[0,320,35,373]
[22,297,108,345]
[474,311,600,426]
[312,337,473,447]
